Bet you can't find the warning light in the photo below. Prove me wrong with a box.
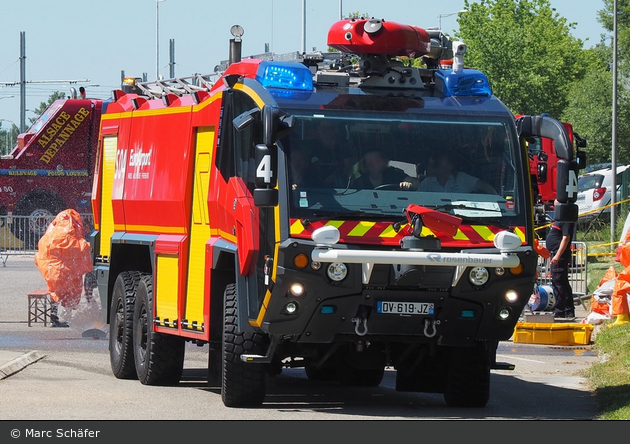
[256,61,313,91]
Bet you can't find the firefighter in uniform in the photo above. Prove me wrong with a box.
[546,203,576,318]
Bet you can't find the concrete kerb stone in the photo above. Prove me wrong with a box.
[0,350,47,380]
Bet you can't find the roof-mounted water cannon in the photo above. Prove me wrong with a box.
[422,29,454,70]
[326,18,431,87]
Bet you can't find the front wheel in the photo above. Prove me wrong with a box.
[222,283,269,407]
[109,271,142,379]
[133,273,185,386]
[443,344,491,408]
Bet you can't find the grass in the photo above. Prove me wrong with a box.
[586,322,630,419]
[573,208,630,420]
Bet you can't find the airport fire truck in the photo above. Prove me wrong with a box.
[0,95,103,247]
[526,118,586,238]
[91,18,579,408]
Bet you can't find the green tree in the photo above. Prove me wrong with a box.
[28,91,66,126]
[455,0,587,117]
[562,6,630,166]
[598,0,630,66]
[344,11,370,19]
[0,122,18,157]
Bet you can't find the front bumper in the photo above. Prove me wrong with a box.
[260,240,538,346]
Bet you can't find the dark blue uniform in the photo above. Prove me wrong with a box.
[545,221,576,317]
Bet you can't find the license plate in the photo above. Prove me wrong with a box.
[376,301,434,315]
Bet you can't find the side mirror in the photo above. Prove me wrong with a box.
[576,150,586,170]
[574,132,587,149]
[537,162,548,183]
[233,107,260,132]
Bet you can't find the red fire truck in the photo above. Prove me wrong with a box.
[91,18,580,408]
[525,117,586,238]
[0,96,103,247]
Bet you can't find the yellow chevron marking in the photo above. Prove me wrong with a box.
[514,227,526,243]
[454,229,470,241]
[379,225,400,238]
[290,220,305,235]
[420,226,435,237]
[348,221,375,237]
[325,220,344,229]
[472,225,495,241]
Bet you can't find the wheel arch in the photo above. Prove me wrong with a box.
[104,238,155,323]
[14,189,66,215]
[209,240,237,345]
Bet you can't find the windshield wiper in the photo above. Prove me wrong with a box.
[430,203,505,214]
[302,210,400,226]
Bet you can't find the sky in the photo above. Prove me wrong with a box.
[0,0,610,130]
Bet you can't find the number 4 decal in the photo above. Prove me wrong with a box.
[256,154,273,184]
[566,170,578,199]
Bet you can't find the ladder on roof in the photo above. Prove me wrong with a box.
[135,73,217,99]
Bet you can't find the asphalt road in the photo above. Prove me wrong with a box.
[0,255,601,420]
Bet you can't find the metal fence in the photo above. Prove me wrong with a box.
[0,213,93,266]
[536,241,589,303]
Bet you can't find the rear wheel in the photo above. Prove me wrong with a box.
[109,271,141,379]
[133,273,185,386]
[11,192,65,248]
[443,344,491,408]
[222,283,269,407]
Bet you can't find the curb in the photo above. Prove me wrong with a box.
[0,350,47,380]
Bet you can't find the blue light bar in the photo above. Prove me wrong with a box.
[256,61,314,91]
[435,69,492,97]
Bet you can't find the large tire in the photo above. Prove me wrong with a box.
[11,192,65,249]
[443,344,491,408]
[109,271,141,379]
[304,363,337,382]
[133,273,185,386]
[337,366,385,387]
[222,283,269,407]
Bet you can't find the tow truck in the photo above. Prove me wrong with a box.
[0,92,103,247]
[91,18,580,408]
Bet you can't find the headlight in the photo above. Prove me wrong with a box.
[327,262,348,281]
[498,308,511,320]
[505,290,519,303]
[289,283,305,297]
[469,267,489,286]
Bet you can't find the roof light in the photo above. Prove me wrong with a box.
[256,61,313,92]
[435,69,492,97]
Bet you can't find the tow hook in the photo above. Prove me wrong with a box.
[423,318,438,338]
[352,305,371,337]
[352,316,368,336]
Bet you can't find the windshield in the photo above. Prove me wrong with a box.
[578,174,604,192]
[280,111,526,227]
[26,100,64,135]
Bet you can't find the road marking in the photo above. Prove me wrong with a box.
[496,354,545,364]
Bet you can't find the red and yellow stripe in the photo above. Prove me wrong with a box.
[290,219,527,247]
